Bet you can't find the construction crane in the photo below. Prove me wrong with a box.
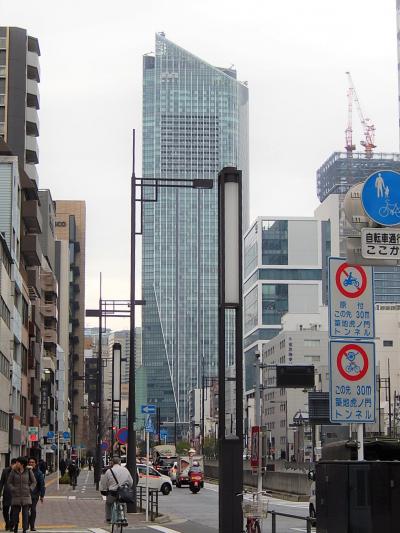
[345,71,376,158]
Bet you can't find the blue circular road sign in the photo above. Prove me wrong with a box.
[362,170,400,226]
[51,443,57,451]
[101,441,109,451]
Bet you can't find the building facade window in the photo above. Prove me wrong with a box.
[262,284,288,325]
[0,351,10,378]
[244,287,258,334]
[262,220,288,265]
[0,297,10,327]
[0,410,8,432]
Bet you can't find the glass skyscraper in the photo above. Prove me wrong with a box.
[141,33,249,435]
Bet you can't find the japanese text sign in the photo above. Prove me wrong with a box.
[361,228,400,259]
[328,257,375,339]
[329,340,376,424]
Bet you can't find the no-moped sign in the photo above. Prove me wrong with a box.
[329,340,375,424]
[328,257,375,339]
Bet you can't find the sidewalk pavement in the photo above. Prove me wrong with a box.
[0,468,146,532]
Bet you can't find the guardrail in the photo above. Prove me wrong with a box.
[136,486,159,521]
[269,510,314,533]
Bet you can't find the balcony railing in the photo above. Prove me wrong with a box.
[21,234,41,267]
[22,199,42,234]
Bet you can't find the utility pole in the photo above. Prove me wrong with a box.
[254,349,262,493]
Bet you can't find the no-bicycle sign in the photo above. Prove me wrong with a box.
[328,257,375,339]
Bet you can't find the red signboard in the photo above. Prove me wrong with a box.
[250,426,260,468]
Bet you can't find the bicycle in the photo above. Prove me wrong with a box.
[111,497,129,532]
[237,489,269,533]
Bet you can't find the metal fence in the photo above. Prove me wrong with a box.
[136,486,159,521]
[269,510,314,533]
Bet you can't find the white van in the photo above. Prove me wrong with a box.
[137,464,172,495]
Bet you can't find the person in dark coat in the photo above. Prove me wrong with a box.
[59,458,67,477]
[67,461,79,489]
[7,457,36,533]
[0,459,17,531]
[27,458,45,531]
[38,459,47,478]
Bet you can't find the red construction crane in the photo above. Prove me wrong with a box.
[345,71,376,158]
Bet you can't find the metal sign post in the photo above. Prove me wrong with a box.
[57,432,60,491]
[144,415,154,522]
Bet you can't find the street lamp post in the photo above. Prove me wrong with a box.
[127,129,213,513]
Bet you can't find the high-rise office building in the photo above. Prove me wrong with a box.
[142,33,249,435]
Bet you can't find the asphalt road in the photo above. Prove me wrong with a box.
[124,482,315,532]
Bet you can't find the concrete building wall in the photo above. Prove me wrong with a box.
[55,201,86,446]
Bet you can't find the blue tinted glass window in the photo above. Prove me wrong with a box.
[262,284,288,325]
[262,220,288,265]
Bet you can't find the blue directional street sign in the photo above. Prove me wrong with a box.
[141,404,156,415]
[362,170,400,226]
[47,431,55,439]
[145,415,155,434]
[62,431,70,440]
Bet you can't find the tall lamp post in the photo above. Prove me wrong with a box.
[218,167,243,533]
[127,129,213,513]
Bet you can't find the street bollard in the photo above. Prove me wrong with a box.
[271,511,276,533]
[306,516,312,533]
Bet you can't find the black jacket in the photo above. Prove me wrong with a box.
[0,466,13,505]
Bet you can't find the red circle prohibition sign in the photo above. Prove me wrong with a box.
[337,344,369,382]
[335,263,367,298]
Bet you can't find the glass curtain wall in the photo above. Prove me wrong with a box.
[142,34,249,433]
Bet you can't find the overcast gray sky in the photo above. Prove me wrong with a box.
[1,0,398,329]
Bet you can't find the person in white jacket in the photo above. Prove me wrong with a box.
[100,456,133,523]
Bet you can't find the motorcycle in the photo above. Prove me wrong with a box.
[189,471,203,494]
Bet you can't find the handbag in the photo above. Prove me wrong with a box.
[109,468,135,504]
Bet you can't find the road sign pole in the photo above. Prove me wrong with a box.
[57,432,60,492]
[357,424,364,460]
[146,428,149,522]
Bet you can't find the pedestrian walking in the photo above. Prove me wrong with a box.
[7,457,36,533]
[101,456,133,524]
[67,461,79,489]
[38,459,47,478]
[0,459,17,531]
[79,458,85,469]
[88,457,93,471]
[59,458,66,477]
[27,458,45,532]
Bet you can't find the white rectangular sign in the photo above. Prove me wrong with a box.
[329,340,376,424]
[361,228,400,259]
[328,257,375,339]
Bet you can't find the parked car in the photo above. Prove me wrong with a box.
[137,464,172,495]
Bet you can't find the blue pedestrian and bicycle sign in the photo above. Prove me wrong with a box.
[361,170,400,226]
[145,415,155,434]
[141,404,156,415]
[47,431,55,439]
[63,431,70,440]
